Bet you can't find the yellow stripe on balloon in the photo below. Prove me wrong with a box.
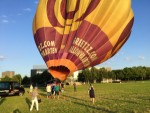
[33,0,52,34]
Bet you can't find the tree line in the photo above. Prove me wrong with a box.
[1,66,150,85]
[21,70,54,86]
[0,71,54,86]
[1,74,22,84]
[78,66,150,83]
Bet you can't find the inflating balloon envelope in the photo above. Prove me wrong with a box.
[33,0,134,81]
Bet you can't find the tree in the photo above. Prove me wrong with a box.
[131,67,139,80]
[12,76,19,82]
[100,68,108,79]
[40,70,54,84]
[136,66,146,80]
[82,68,90,83]
[22,76,30,85]
[108,71,116,79]
[30,70,54,86]
[91,67,99,83]
[1,76,11,81]
[146,67,150,79]
[123,67,133,80]
[15,74,22,84]
[78,72,85,82]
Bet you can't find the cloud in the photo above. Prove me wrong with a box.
[23,8,31,12]
[0,56,7,61]
[1,19,9,23]
[138,56,145,60]
[124,57,131,61]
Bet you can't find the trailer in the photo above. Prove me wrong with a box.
[0,81,25,98]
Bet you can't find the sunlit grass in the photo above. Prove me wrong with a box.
[0,81,150,113]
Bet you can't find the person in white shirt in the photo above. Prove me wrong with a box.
[29,84,33,94]
[30,87,39,111]
[46,84,52,99]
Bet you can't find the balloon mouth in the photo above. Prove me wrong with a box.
[49,66,70,73]
[46,59,77,81]
[49,66,70,81]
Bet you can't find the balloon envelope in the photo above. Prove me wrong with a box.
[33,0,134,81]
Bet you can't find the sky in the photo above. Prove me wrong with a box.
[0,0,150,77]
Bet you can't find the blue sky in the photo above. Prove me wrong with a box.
[0,0,150,77]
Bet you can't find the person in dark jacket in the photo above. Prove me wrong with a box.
[88,84,95,104]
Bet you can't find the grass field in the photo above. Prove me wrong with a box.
[0,81,150,113]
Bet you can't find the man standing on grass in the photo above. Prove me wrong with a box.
[54,83,60,99]
[73,82,77,92]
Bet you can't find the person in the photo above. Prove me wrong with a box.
[54,83,60,99]
[88,84,95,104]
[30,87,39,111]
[73,82,76,92]
[46,84,52,99]
[10,82,14,94]
[51,83,55,98]
[29,84,33,94]
[61,82,64,92]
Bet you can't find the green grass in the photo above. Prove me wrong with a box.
[0,81,150,113]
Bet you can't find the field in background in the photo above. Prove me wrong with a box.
[0,81,150,113]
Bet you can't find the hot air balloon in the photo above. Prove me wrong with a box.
[33,0,134,81]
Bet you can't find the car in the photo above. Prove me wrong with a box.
[112,79,121,83]
[0,81,25,98]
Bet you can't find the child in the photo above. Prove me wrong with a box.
[46,84,52,99]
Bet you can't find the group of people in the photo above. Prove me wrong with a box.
[28,82,64,112]
[46,82,64,99]
[28,82,95,112]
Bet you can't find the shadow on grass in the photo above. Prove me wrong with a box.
[62,94,115,112]
[39,87,46,92]
[104,98,138,104]
[72,101,115,113]
[25,97,31,109]
[39,92,46,98]
[13,109,21,113]
[61,94,88,102]
[0,97,6,105]
[137,96,150,101]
